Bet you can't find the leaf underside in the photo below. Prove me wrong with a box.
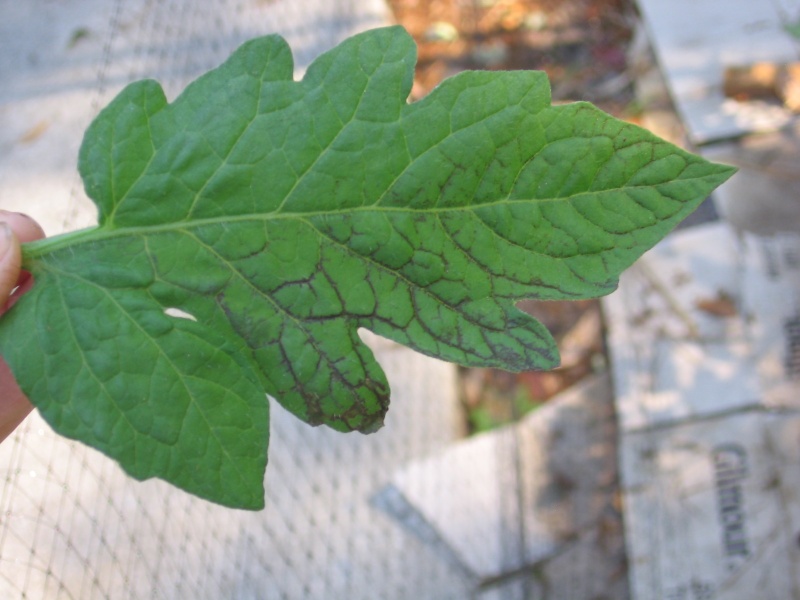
[0,26,735,508]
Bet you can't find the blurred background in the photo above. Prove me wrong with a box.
[2,0,800,598]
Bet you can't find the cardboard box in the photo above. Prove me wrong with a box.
[605,222,800,432]
[605,221,800,598]
[375,375,629,598]
[621,411,800,600]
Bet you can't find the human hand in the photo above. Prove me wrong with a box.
[0,211,45,442]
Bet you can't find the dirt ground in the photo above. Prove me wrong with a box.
[387,0,638,107]
[386,0,639,431]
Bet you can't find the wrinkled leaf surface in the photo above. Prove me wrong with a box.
[0,26,735,508]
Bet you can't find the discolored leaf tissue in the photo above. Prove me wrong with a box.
[0,26,735,509]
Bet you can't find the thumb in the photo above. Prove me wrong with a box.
[0,223,22,305]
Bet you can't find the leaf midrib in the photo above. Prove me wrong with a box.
[23,174,720,262]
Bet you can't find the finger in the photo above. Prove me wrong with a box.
[0,358,33,443]
[0,210,46,243]
[0,212,45,313]
[0,222,21,305]
[0,219,34,439]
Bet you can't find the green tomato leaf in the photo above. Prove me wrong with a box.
[0,26,735,509]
